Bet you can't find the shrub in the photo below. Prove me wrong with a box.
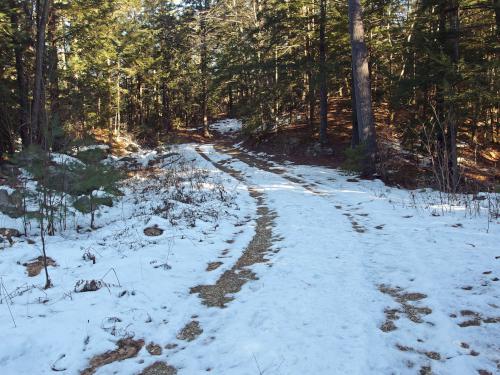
[342,144,367,173]
[70,155,123,229]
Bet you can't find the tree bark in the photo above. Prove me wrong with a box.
[31,0,51,148]
[348,0,377,173]
[47,4,60,149]
[350,66,360,147]
[304,4,315,128]
[445,1,460,191]
[228,84,234,117]
[200,0,210,137]
[318,0,328,143]
[9,0,30,146]
[162,82,171,132]
[494,0,500,35]
[115,58,121,135]
[435,1,460,191]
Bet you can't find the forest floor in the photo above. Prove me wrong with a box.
[209,99,499,191]
[0,119,499,375]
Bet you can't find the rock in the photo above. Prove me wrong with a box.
[0,189,24,218]
[148,152,181,167]
[0,189,9,206]
[144,225,164,236]
[73,196,92,214]
[176,320,203,342]
[0,228,21,246]
[139,362,177,375]
[74,279,105,292]
[118,156,141,171]
[0,228,21,238]
[146,342,162,356]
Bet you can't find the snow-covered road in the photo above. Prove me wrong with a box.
[175,143,499,375]
[0,138,498,375]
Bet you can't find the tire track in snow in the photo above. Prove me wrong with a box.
[212,143,324,195]
[138,146,279,374]
[208,142,451,374]
[142,145,278,370]
[203,143,376,374]
[190,145,277,307]
[80,146,277,375]
[152,144,279,370]
[213,143,371,233]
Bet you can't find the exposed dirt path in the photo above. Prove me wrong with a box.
[130,145,280,374]
[198,143,447,374]
[161,143,392,374]
[212,142,374,234]
[80,145,280,375]
[191,145,277,308]
[86,141,477,375]
[167,142,498,374]
[212,142,325,194]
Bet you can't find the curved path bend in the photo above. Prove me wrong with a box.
[138,142,498,375]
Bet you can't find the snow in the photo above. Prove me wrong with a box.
[169,145,499,375]
[0,185,16,194]
[51,152,85,166]
[0,140,498,375]
[78,144,110,152]
[210,119,243,135]
[0,144,255,374]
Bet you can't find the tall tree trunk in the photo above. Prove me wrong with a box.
[348,0,377,173]
[350,66,360,147]
[273,46,279,128]
[161,82,171,132]
[47,4,60,150]
[252,0,265,129]
[31,0,51,148]
[137,76,144,128]
[305,4,315,128]
[9,1,30,146]
[228,84,234,117]
[115,58,121,135]
[318,0,328,143]
[436,6,446,161]
[494,0,500,35]
[435,1,460,191]
[107,59,113,134]
[446,1,460,191]
[200,0,210,137]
